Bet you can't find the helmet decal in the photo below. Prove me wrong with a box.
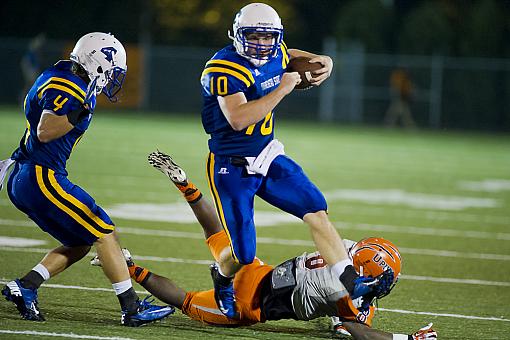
[100,47,117,64]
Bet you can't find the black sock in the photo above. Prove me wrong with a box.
[339,265,358,296]
[20,270,45,290]
[117,287,139,314]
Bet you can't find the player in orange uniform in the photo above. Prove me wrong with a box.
[124,151,437,339]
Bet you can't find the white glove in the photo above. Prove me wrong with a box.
[90,248,132,266]
[411,323,437,339]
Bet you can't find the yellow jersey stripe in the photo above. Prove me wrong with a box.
[206,59,255,84]
[206,153,239,263]
[72,134,83,152]
[46,168,114,231]
[281,45,289,69]
[24,120,31,145]
[51,77,86,97]
[35,166,104,238]
[38,84,85,104]
[37,77,86,97]
[202,67,252,88]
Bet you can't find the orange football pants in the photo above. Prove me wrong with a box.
[181,231,273,326]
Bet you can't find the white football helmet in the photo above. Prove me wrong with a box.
[70,32,127,102]
[229,3,283,67]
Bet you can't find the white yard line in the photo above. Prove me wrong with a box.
[3,217,510,242]
[0,279,507,323]
[334,221,510,241]
[0,330,136,340]
[1,219,509,262]
[400,275,510,287]
[1,248,509,287]
[334,204,510,225]
[378,308,510,322]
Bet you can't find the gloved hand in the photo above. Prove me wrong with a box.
[351,275,380,299]
[411,323,437,339]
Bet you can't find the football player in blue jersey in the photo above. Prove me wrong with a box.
[200,3,375,319]
[0,32,173,326]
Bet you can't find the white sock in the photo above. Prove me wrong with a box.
[112,279,133,295]
[33,264,50,281]
[331,259,353,278]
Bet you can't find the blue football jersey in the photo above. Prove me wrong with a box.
[11,60,96,175]
[200,42,290,156]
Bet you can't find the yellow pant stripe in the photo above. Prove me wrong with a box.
[46,169,114,231]
[206,153,238,263]
[35,165,104,238]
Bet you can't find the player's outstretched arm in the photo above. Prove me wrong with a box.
[342,320,437,340]
[131,265,187,309]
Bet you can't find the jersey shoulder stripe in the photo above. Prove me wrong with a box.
[280,41,289,68]
[202,59,255,87]
[37,77,86,104]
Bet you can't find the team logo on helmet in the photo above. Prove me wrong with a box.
[101,47,118,64]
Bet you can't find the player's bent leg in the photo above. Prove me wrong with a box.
[94,234,174,326]
[303,211,349,266]
[40,245,91,276]
[182,290,241,326]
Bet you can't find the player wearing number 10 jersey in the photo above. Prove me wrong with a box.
[199,3,372,320]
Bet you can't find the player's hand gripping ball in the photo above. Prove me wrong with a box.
[285,56,323,90]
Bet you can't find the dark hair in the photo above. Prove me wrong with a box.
[71,61,89,83]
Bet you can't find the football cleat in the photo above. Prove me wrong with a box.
[121,295,174,327]
[148,150,187,185]
[210,263,237,319]
[90,248,133,267]
[2,279,44,321]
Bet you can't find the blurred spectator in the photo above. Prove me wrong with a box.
[20,33,46,102]
[384,67,416,128]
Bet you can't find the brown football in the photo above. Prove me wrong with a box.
[285,56,323,90]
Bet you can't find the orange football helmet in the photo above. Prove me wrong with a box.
[350,237,402,299]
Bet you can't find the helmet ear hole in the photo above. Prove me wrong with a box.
[97,66,103,74]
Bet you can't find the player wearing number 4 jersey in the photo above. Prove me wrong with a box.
[125,151,438,339]
[200,2,371,319]
[0,32,172,326]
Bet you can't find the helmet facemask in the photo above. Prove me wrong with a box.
[232,27,283,66]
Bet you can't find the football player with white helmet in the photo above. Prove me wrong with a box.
[1,33,173,326]
[200,2,363,320]
[118,150,438,339]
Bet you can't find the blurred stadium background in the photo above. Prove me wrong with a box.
[1,0,509,130]
[1,1,510,339]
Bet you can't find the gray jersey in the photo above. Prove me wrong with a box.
[290,240,367,322]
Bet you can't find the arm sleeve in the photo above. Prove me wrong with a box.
[201,71,248,97]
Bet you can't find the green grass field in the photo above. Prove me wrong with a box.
[0,107,509,339]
